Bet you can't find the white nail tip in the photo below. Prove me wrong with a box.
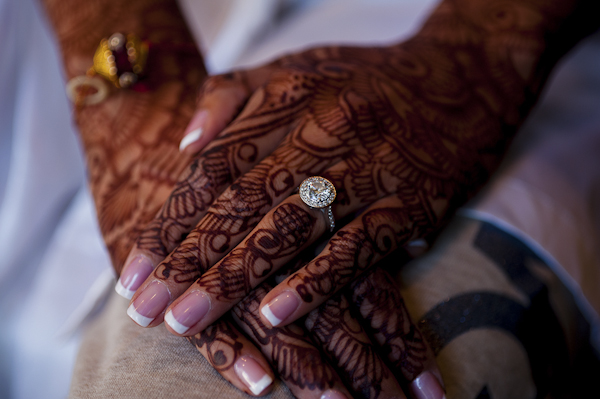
[179,128,202,152]
[115,279,135,299]
[260,305,282,327]
[248,374,273,395]
[165,311,190,334]
[127,304,154,327]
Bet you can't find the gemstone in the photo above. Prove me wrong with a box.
[299,177,336,208]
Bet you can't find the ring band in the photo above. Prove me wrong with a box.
[299,176,336,232]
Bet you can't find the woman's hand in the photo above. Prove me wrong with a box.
[41,1,445,396]
[119,0,594,336]
[201,261,444,399]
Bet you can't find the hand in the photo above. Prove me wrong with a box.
[79,69,442,397]
[199,259,444,399]
[120,0,582,336]
[42,1,445,396]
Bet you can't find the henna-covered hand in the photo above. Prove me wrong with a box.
[41,1,444,396]
[121,0,599,338]
[231,263,442,399]
[40,0,277,396]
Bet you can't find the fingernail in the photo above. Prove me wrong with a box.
[321,390,348,399]
[234,356,273,395]
[164,291,211,334]
[406,238,430,258]
[127,281,170,327]
[179,110,208,152]
[260,291,300,327]
[407,238,428,249]
[115,256,154,299]
[410,371,446,399]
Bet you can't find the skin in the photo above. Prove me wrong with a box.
[41,0,439,397]
[126,0,600,339]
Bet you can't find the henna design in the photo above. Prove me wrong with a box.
[135,80,312,259]
[197,203,317,300]
[289,202,428,303]
[187,317,244,372]
[129,0,600,311]
[42,2,432,397]
[305,294,394,399]
[351,268,429,382]
[152,197,318,288]
[232,285,336,392]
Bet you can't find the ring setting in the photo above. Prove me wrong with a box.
[299,176,336,232]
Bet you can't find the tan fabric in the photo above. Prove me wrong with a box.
[69,293,294,399]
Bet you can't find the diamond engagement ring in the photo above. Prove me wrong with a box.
[299,176,336,232]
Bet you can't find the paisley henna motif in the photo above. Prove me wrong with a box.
[122,0,600,348]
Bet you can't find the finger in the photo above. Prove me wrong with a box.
[187,316,275,396]
[154,194,325,333]
[121,68,387,312]
[147,151,397,332]
[127,128,345,330]
[260,193,441,327]
[232,284,353,399]
[350,268,445,397]
[129,117,435,329]
[116,74,308,301]
[305,292,407,399]
[179,67,272,155]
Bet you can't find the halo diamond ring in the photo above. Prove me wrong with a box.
[299,176,336,232]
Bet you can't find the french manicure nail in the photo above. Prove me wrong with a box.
[115,256,154,299]
[179,110,208,152]
[410,371,446,399]
[127,281,170,327]
[321,390,348,399]
[260,291,300,327]
[234,356,273,395]
[164,291,211,334]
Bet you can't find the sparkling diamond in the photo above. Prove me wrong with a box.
[311,180,327,198]
[299,177,336,208]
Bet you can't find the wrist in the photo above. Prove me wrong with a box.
[411,0,598,89]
